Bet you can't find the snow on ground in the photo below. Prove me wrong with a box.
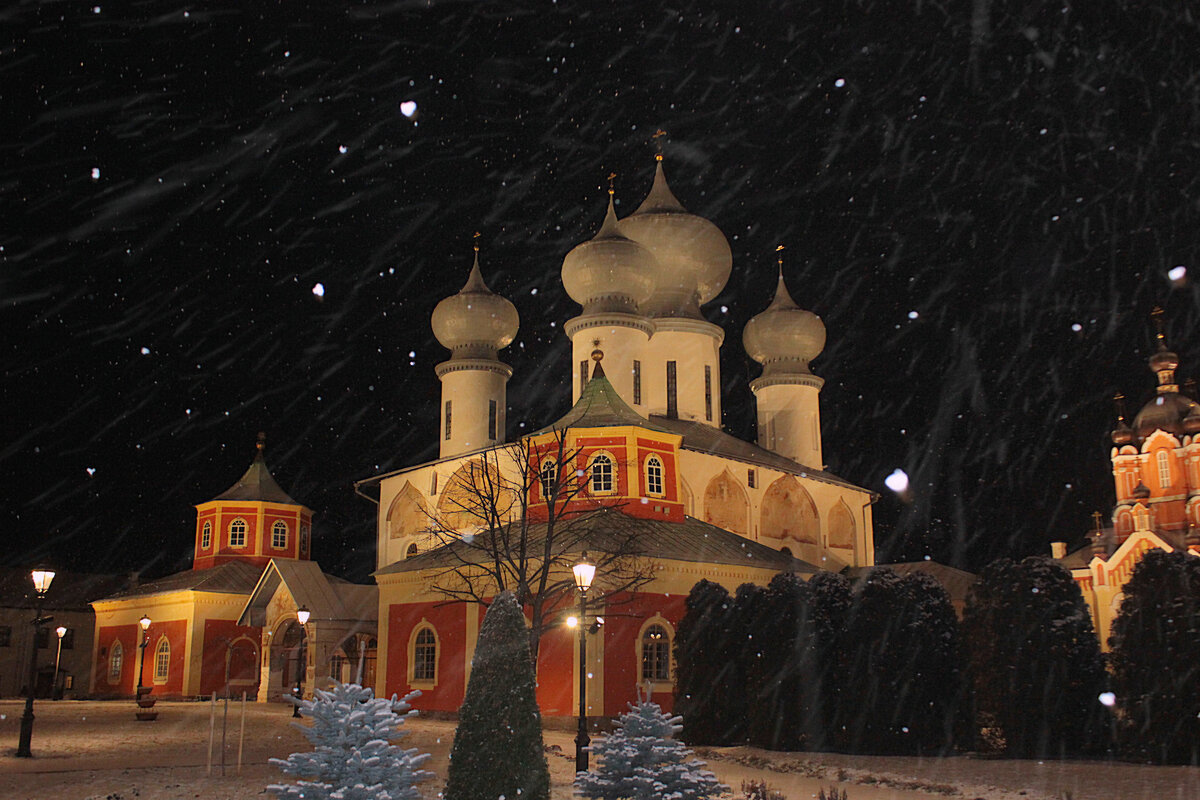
[0,700,1197,800]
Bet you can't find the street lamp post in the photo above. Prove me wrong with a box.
[293,606,310,718]
[16,567,57,758]
[572,553,596,773]
[136,614,151,692]
[53,627,67,700]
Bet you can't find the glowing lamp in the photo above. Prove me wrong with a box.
[566,616,579,628]
[30,569,55,596]
[56,626,67,639]
[139,614,151,631]
[297,606,311,626]
[572,553,595,593]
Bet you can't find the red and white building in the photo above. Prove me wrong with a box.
[355,158,878,717]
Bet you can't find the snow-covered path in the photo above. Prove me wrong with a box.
[1,700,1197,800]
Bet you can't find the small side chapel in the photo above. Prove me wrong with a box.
[1053,311,1200,647]
[356,156,878,717]
[91,436,378,700]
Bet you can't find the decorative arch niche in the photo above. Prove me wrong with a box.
[761,475,819,544]
[437,458,507,533]
[828,500,856,550]
[387,482,428,540]
[703,469,749,536]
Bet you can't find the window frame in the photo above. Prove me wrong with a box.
[153,636,171,684]
[637,617,674,689]
[407,622,439,688]
[587,452,616,495]
[539,458,559,501]
[1157,450,1172,488]
[201,520,212,549]
[228,517,248,548]
[645,455,665,497]
[0,625,10,647]
[272,519,289,549]
[109,639,124,681]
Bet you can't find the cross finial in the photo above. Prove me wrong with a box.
[1113,392,1127,422]
[1092,510,1103,532]
[473,231,481,253]
[652,129,667,161]
[1152,305,1166,345]
[256,431,266,452]
[607,172,616,195]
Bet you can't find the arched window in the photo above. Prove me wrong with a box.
[412,627,437,682]
[540,459,559,501]
[641,624,671,682]
[108,639,123,680]
[154,638,170,682]
[272,520,288,549]
[1157,450,1172,488]
[300,525,310,555]
[229,518,247,547]
[406,543,419,558]
[645,456,664,496]
[589,453,614,494]
[201,521,211,549]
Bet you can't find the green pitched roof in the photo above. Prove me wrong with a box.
[211,446,301,505]
[534,362,672,435]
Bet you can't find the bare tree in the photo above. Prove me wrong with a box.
[421,428,654,661]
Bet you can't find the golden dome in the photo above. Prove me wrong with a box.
[743,269,826,376]
[618,160,732,318]
[561,192,656,314]
[431,248,519,359]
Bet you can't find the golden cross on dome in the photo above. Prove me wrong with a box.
[652,129,667,161]
[473,231,481,253]
[1151,305,1166,343]
[607,172,616,195]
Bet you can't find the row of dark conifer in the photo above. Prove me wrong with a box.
[675,552,1200,764]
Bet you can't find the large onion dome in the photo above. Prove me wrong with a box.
[743,269,826,376]
[618,159,732,318]
[561,191,656,315]
[431,248,519,359]
[1131,327,1198,443]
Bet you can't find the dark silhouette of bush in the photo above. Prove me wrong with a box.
[674,579,736,745]
[1110,549,1200,764]
[444,591,549,800]
[962,556,1106,758]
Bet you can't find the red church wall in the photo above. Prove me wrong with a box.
[94,624,138,694]
[200,619,262,696]
[535,605,576,716]
[385,601,466,712]
[602,592,686,715]
[143,619,188,696]
[262,510,299,559]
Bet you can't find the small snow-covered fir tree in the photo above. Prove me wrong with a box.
[269,682,433,800]
[575,699,729,800]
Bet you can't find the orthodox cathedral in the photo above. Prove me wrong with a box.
[354,156,877,716]
[1053,312,1200,648]
[88,155,877,714]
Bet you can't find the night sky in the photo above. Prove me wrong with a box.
[5,1,1200,583]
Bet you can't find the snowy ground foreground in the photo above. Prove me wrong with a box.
[0,701,1197,800]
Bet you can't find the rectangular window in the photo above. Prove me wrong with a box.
[1157,450,1172,488]
[0,626,10,647]
[748,469,756,489]
[633,360,642,405]
[488,399,497,440]
[666,361,678,418]
[61,628,75,650]
[580,360,589,390]
[36,627,49,649]
[430,472,439,495]
[444,400,452,441]
[704,365,713,421]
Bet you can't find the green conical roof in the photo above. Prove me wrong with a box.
[534,361,672,435]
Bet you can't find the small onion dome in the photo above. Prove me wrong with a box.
[1150,346,1179,373]
[1111,420,1133,445]
[1185,405,1200,434]
[1132,482,1151,500]
[743,271,826,376]
[1132,391,1200,444]
[431,249,519,359]
[561,193,656,314]
[618,160,732,318]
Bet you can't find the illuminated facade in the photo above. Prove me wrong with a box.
[1054,316,1200,647]
[357,158,877,716]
